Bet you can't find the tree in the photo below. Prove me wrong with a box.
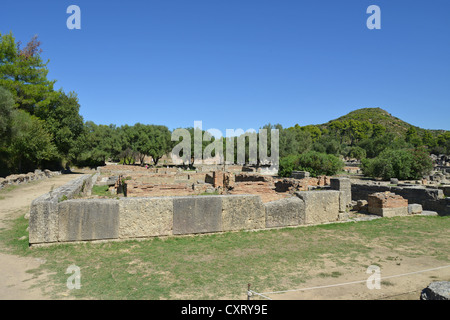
[361,148,432,180]
[0,33,57,114]
[7,110,57,172]
[35,91,84,162]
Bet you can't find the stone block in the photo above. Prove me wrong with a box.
[291,171,310,179]
[173,196,222,235]
[408,203,423,214]
[58,199,119,242]
[330,177,351,212]
[119,197,173,238]
[265,197,305,228]
[367,192,409,217]
[221,195,265,231]
[29,174,93,244]
[294,190,341,224]
[421,281,450,300]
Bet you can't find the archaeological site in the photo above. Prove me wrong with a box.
[27,158,450,246]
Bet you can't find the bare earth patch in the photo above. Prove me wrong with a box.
[0,173,82,299]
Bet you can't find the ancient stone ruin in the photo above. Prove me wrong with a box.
[26,163,449,246]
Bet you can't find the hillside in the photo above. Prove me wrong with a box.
[325,108,412,135]
[321,107,446,137]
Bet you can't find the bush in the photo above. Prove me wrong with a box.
[361,148,432,180]
[279,151,344,177]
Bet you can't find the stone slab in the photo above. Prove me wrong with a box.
[173,196,222,235]
[58,199,119,242]
[265,197,305,228]
[29,174,93,244]
[119,197,173,238]
[221,195,265,231]
[294,190,341,224]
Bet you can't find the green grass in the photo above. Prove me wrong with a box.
[0,214,449,300]
[91,185,112,197]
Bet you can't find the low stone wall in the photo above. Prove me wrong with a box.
[351,183,449,215]
[29,191,346,246]
[0,169,61,190]
[29,173,99,244]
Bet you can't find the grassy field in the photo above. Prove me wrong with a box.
[0,211,449,300]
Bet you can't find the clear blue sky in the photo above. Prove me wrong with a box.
[1,0,449,132]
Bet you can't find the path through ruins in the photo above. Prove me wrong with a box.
[0,173,81,299]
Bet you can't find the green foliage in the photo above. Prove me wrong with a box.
[279,151,343,177]
[347,146,367,160]
[0,32,57,114]
[361,148,432,180]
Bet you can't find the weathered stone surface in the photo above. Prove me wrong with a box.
[58,199,119,242]
[265,197,305,228]
[221,195,265,231]
[420,281,450,300]
[294,191,340,224]
[173,196,222,235]
[29,174,93,244]
[119,197,173,238]
[330,177,351,212]
[291,171,310,179]
[390,178,399,185]
[368,192,409,217]
[408,203,423,214]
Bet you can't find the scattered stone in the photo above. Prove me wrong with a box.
[390,178,399,185]
[421,281,450,300]
[408,203,423,214]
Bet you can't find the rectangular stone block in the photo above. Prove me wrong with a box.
[369,206,409,217]
[408,203,423,214]
[173,196,222,235]
[29,174,93,244]
[265,197,305,228]
[330,177,351,212]
[58,199,119,242]
[29,196,59,244]
[294,191,341,224]
[221,195,265,231]
[119,197,173,238]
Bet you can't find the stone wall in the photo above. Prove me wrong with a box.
[0,169,61,190]
[29,180,347,245]
[351,182,449,215]
[28,173,99,244]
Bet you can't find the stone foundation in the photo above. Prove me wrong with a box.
[367,192,409,217]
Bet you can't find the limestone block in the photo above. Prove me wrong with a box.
[294,191,341,224]
[221,195,265,231]
[58,199,119,242]
[29,174,92,244]
[330,177,351,212]
[119,197,173,238]
[421,281,450,300]
[265,197,305,228]
[408,203,423,214]
[173,196,222,235]
[367,192,409,217]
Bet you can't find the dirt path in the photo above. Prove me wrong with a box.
[0,174,81,300]
[254,251,450,300]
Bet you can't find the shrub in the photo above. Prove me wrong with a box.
[361,148,432,180]
[279,151,343,177]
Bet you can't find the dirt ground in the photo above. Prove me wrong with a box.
[0,173,81,300]
[0,172,449,300]
[260,253,450,300]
